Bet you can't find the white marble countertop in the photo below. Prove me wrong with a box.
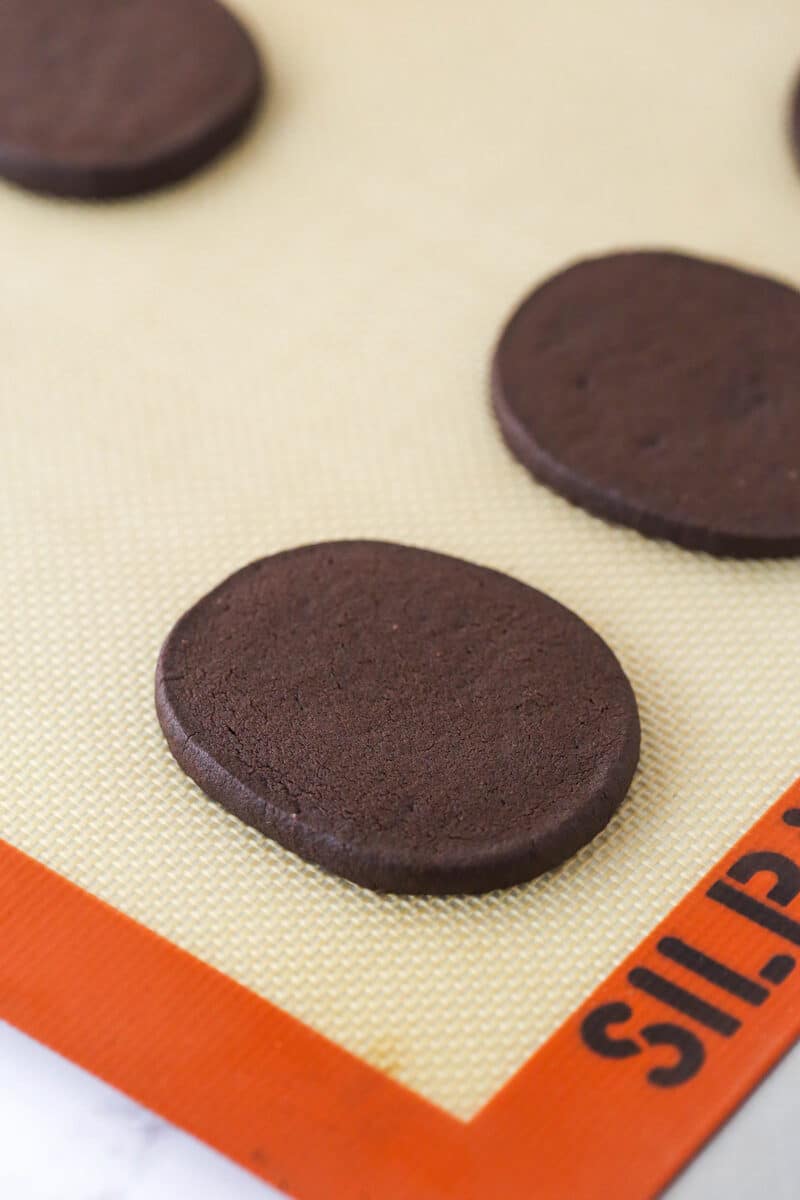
[0,1018,798,1199]
[0,1022,283,1200]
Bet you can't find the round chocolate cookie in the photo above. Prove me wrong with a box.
[492,252,800,556]
[791,72,800,175]
[156,542,640,895]
[0,0,263,198]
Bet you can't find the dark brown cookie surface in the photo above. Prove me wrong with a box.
[156,542,640,895]
[0,0,263,198]
[492,252,800,556]
[791,72,800,175]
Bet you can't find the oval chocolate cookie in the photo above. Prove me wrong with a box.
[156,542,640,894]
[0,0,263,198]
[492,252,800,556]
[791,72,800,175]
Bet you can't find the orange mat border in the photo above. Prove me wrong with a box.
[2,777,800,1199]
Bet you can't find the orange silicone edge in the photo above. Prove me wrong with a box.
[1,776,799,1200]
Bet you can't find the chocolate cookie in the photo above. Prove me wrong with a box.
[156,542,640,895]
[0,0,263,198]
[492,252,800,556]
[791,72,800,174]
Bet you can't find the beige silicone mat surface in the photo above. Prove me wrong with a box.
[3,0,800,1121]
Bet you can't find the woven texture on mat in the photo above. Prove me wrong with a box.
[2,0,800,1121]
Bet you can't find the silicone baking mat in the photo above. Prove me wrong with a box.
[2,0,800,1194]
